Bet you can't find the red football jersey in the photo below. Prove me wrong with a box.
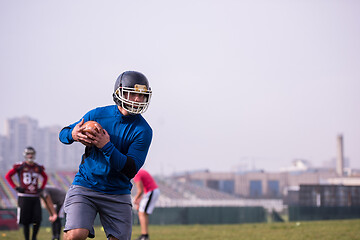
[6,162,47,195]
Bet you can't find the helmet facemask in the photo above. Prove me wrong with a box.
[114,84,152,114]
[23,147,36,163]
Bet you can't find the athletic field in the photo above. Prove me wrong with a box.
[1,219,359,240]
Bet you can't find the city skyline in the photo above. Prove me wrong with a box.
[0,115,356,176]
[0,115,83,172]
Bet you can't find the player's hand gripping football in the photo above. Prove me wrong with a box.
[84,125,110,149]
[72,119,110,148]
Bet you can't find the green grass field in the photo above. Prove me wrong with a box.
[1,219,359,240]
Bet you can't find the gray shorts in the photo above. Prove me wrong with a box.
[64,185,132,239]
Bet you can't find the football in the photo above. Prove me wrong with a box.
[81,121,103,134]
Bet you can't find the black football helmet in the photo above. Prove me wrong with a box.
[23,146,36,162]
[113,71,152,114]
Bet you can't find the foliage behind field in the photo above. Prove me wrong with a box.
[1,219,359,240]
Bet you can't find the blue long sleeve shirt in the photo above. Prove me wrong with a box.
[59,105,152,194]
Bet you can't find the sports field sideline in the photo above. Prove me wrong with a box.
[1,218,359,240]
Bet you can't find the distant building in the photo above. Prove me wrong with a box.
[0,135,9,169]
[174,167,339,199]
[5,116,38,166]
[177,134,359,199]
[1,116,83,172]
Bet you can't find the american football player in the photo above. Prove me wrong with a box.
[5,146,48,240]
[59,70,153,240]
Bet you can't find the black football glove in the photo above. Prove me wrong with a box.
[36,189,43,194]
[15,187,25,193]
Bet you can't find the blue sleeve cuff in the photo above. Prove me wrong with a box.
[100,142,127,171]
[100,142,115,156]
[68,129,74,141]
[59,126,75,144]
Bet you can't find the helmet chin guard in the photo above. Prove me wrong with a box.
[113,71,152,115]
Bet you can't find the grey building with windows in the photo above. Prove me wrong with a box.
[175,168,338,199]
[1,116,83,172]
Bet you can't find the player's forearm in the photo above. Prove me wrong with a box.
[101,142,127,171]
[60,111,95,144]
[5,171,16,188]
[44,196,57,216]
[48,203,57,216]
[59,126,75,144]
[45,204,53,215]
[134,192,143,201]
[108,147,138,179]
[59,119,83,144]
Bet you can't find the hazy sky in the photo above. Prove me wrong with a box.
[1,0,359,175]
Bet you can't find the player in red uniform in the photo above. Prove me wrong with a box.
[133,169,160,240]
[5,146,48,240]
